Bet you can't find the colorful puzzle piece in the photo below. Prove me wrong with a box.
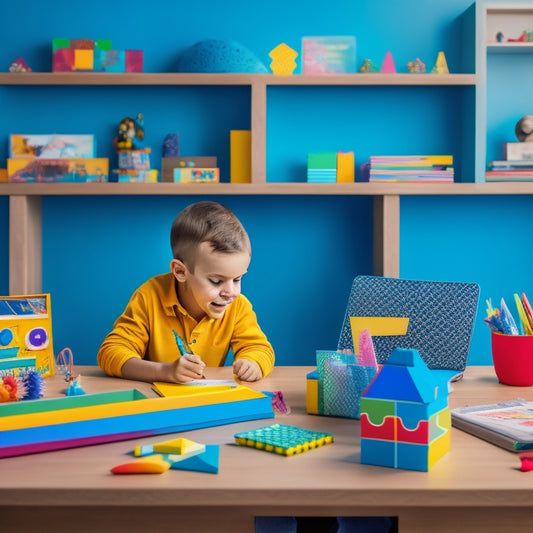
[134,437,205,457]
[360,347,451,471]
[168,445,219,474]
[235,424,333,456]
[115,438,219,475]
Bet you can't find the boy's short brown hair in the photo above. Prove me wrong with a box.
[170,201,251,269]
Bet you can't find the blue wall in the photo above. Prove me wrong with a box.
[1,0,527,367]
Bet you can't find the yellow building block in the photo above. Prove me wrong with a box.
[75,49,93,70]
[337,151,355,183]
[230,130,251,183]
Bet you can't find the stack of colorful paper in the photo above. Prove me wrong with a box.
[307,153,337,182]
[367,155,454,183]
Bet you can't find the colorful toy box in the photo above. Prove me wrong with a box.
[52,39,143,73]
[0,294,54,378]
[9,134,95,159]
[360,347,451,471]
[0,384,274,458]
[173,168,219,183]
[8,158,109,182]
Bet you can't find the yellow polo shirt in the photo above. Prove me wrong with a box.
[97,273,275,378]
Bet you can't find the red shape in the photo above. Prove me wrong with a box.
[126,50,143,73]
[53,49,75,72]
[360,413,396,440]
[397,419,429,444]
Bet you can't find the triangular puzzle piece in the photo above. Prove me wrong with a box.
[111,454,171,474]
[154,437,205,455]
[380,51,396,73]
[168,444,219,474]
[134,437,205,457]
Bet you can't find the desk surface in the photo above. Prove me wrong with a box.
[2,365,533,533]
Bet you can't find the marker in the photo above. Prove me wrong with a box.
[172,330,205,378]
[172,330,188,355]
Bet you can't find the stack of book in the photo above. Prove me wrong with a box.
[486,160,533,182]
[365,155,454,183]
[486,142,533,182]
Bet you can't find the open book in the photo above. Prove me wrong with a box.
[451,398,533,452]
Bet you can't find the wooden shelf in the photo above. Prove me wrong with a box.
[0,72,476,87]
[1,181,532,196]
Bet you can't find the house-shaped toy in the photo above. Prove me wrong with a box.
[360,347,451,471]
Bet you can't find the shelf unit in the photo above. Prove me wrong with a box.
[7,15,533,296]
[475,2,533,181]
[1,71,480,296]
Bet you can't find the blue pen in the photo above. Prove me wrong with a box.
[172,330,189,355]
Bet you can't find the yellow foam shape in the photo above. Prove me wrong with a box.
[111,454,170,475]
[2,386,267,430]
[269,43,298,75]
[350,316,409,354]
[153,437,205,455]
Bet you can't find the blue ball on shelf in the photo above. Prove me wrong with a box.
[177,39,268,73]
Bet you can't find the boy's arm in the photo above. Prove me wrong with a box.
[97,289,151,378]
[121,355,206,384]
[97,291,206,383]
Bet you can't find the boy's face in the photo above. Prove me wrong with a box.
[172,242,250,321]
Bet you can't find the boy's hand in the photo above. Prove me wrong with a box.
[171,353,206,383]
[233,359,262,382]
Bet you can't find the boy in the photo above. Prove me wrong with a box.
[97,201,274,383]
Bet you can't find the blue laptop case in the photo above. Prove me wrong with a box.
[337,276,480,375]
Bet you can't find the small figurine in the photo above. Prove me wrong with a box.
[359,59,378,73]
[163,133,179,157]
[496,32,504,43]
[515,116,533,142]
[407,58,426,73]
[9,57,32,72]
[508,30,533,42]
[114,113,145,150]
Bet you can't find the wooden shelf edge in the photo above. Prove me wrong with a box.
[2,181,533,196]
[0,72,476,87]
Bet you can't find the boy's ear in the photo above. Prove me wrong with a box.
[170,259,188,282]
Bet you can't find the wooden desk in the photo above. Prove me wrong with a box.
[1,365,532,533]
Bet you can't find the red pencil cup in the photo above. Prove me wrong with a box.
[491,331,533,386]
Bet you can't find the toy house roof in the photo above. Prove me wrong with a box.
[362,347,445,404]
